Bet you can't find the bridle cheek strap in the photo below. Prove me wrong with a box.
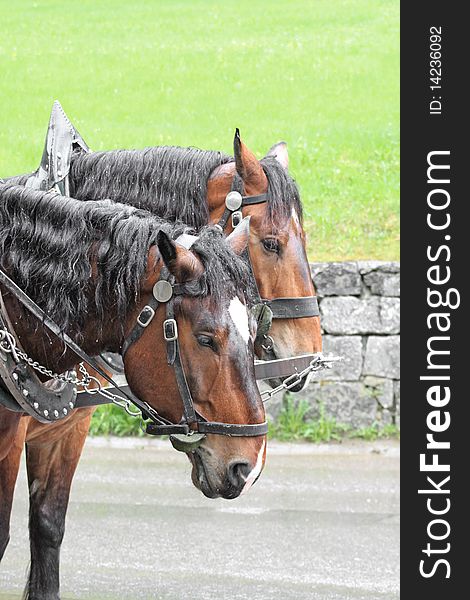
[165,296,197,425]
[217,191,320,335]
[121,297,160,358]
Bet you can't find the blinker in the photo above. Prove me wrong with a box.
[170,432,206,453]
[251,303,273,339]
[232,210,242,228]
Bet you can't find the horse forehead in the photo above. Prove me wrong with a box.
[248,208,301,239]
[183,297,246,331]
[249,211,290,239]
[282,208,304,242]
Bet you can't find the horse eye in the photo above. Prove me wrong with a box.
[262,238,280,254]
[196,334,217,351]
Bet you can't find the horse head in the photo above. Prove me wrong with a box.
[122,219,267,499]
[207,130,322,391]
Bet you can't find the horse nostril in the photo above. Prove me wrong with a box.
[227,460,252,488]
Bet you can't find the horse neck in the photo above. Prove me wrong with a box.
[2,293,123,377]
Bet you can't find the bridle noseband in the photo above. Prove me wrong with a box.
[120,234,268,446]
[216,190,320,351]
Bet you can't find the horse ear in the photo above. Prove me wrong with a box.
[156,231,203,282]
[226,216,251,255]
[233,128,268,192]
[265,141,289,169]
[157,230,177,264]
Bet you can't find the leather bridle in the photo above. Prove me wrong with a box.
[121,262,268,440]
[216,190,320,351]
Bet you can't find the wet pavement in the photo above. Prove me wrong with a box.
[0,438,399,599]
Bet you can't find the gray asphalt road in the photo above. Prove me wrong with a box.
[0,438,399,600]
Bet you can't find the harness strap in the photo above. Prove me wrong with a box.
[121,296,160,358]
[0,382,23,412]
[197,420,268,436]
[165,297,198,425]
[241,194,270,205]
[0,268,137,407]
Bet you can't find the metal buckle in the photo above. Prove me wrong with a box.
[261,335,274,351]
[163,318,178,341]
[137,305,155,328]
[231,210,242,228]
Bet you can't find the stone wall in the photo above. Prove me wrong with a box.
[266,261,400,429]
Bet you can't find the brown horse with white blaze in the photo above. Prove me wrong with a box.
[208,133,321,382]
[0,184,266,598]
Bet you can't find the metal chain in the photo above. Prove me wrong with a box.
[77,363,142,417]
[260,353,342,402]
[2,328,342,415]
[1,329,81,384]
[0,328,142,418]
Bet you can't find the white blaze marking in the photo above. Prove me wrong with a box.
[291,206,301,228]
[228,297,250,344]
[241,440,266,496]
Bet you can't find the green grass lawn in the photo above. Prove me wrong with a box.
[0,0,399,260]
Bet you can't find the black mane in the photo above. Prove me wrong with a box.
[0,183,251,334]
[69,147,232,228]
[68,146,302,230]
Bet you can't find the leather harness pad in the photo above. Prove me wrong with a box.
[0,301,77,422]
